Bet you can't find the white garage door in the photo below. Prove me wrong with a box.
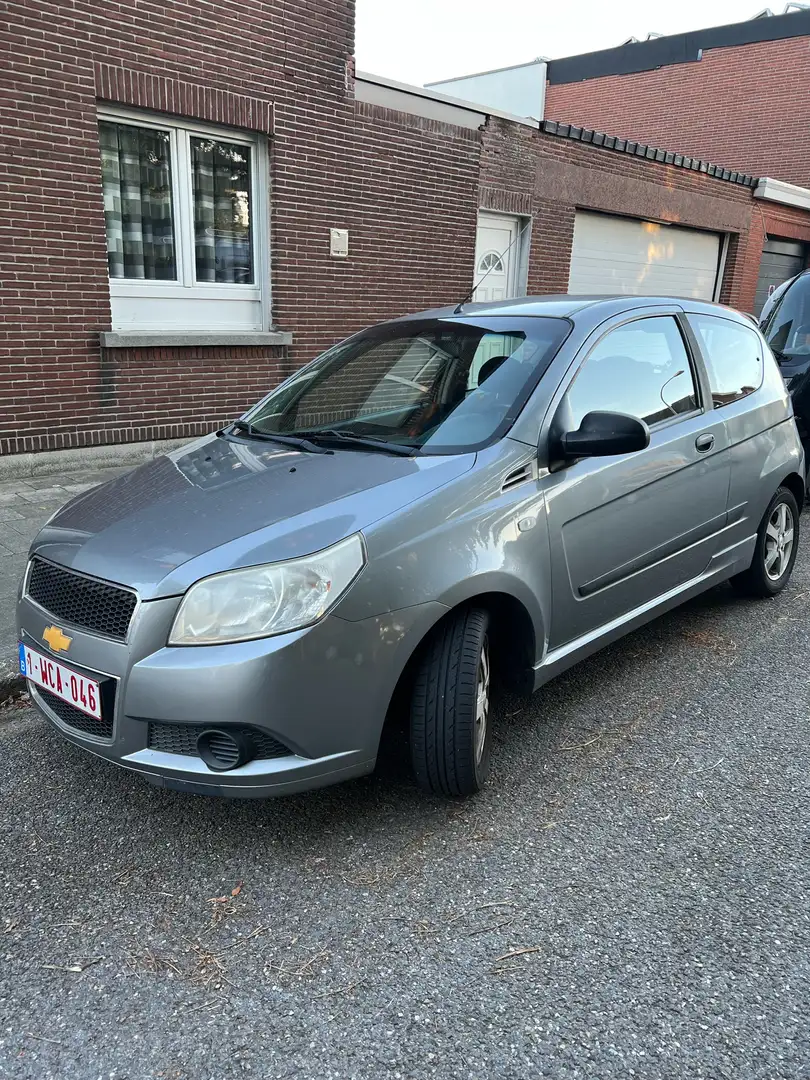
[569,212,722,300]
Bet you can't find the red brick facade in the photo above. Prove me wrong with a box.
[3,1,810,458]
[546,36,810,188]
[1,0,481,456]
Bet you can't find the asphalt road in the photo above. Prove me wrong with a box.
[1,544,809,1079]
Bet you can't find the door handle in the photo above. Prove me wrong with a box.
[695,433,714,453]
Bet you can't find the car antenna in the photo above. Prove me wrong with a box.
[454,219,532,315]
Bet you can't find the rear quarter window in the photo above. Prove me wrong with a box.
[689,314,764,408]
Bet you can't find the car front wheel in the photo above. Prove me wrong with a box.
[731,485,800,597]
[410,607,492,796]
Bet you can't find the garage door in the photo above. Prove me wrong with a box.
[569,212,722,300]
[753,239,805,319]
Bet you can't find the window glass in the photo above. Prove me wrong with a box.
[761,272,810,361]
[99,121,176,280]
[690,314,763,407]
[566,316,698,428]
[99,113,264,334]
[467,333,528,391]
[191,138,254,284]
[478,251,505,275]
[245,318,571,454]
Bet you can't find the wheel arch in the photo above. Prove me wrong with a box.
[385,588,540,725]
[779,470,805,513]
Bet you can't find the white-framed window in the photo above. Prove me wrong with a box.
[98,106,270,335]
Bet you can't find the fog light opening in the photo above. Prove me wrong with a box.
[196,728,255,772]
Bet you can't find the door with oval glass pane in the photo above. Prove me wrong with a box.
[473,214,518,303]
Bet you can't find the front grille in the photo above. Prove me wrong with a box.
[147,722,291,760]
[27,557,137,641]
[36,686,114,740]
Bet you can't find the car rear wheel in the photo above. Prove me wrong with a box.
[731,486,800,597]
[410,607,491,796]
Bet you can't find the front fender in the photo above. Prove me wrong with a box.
[434,570,547,660]
[335,443,553,669]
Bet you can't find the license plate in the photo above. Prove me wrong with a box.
[19,643,101,720]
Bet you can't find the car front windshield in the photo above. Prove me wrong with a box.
[242,316,571,454]
[762,273,810,361]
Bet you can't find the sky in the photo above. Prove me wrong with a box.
[354,0,779,86]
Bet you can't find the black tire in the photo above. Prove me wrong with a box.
[410,607,491,796]
[731,486,800,598]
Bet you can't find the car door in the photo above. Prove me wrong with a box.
[541,309,731,650]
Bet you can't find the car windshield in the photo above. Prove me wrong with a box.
[762,273,810,361]
[241,316,571,454]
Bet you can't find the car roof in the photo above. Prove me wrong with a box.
[395,294,750,323]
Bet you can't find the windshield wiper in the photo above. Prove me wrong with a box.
[228,421,331,454]
[296,429,416,456]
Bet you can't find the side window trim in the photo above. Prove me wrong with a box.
[675,312,713,417]
[663,313,705,425]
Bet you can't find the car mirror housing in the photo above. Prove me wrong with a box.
[561,411,650,459]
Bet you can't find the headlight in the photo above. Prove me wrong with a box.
[168,534,365,645]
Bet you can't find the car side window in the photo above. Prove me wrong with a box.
[565,316,699,429]
[689,314,764,407]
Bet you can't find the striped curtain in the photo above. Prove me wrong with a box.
[99,121,175,280]
[191,138,253,284]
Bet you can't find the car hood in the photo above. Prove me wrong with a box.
[32,434,475,599]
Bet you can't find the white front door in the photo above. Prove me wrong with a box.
[473,214,519,302]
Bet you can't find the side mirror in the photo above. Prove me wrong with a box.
[561,410,650,459]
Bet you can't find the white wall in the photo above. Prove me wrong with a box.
[355,74,487,130]
[425,60,546,120]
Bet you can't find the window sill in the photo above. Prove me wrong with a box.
[100,331,293,349]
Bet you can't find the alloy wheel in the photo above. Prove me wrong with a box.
[474,637,490,765]
[764,501,795,581]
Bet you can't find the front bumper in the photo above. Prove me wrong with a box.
[17,589,445,797]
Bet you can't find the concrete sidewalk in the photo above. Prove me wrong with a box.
[0,466,129,698]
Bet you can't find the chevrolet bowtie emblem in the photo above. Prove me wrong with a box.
[43,625,72,653]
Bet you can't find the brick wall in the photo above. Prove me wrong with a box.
[724,199,810,316]
[546,36,810,187]
[0,0,482,456]
[1,0,340,455]
[5,1,810,458]
[276,101,481,366]
[480,119,761,307]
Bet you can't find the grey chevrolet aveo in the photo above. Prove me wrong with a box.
[17,296,804,798]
